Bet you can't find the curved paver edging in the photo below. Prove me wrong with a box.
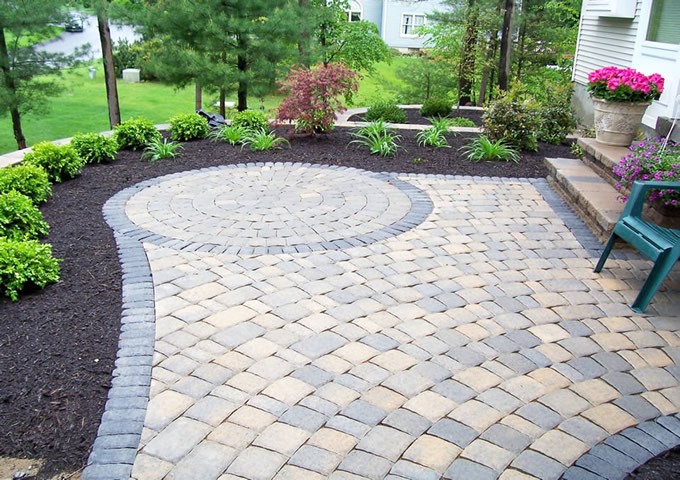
[562,414,680,480]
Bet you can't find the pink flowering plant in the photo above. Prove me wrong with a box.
[613,138,680,206]
[588,66,664,103]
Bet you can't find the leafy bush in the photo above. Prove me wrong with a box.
[230,110,269,133]
[209,125,250,145]
[396,55,456,103]
[365,99,407,123]
[242,131,290,152]
[449,117,477,128]
[23,142,86,183]
[482,85,540,152]
[350,121,402,156]
[141,138,183,162]
[277,62,359,134]
[0,238,61,301]
[420,98,453,118]
[114,117,161,150]
[0,191,49,240]
[169,113,210,142]
[537,103,578,144]
[70,133,118,163]
[0,165,52,203]
[416,117,452,148]
[459,135,519,163]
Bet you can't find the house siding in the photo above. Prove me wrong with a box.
[381,0,445,50]
[361,0,384,36]
[572,0,642,85]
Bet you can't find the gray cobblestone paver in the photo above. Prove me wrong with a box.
[83,165,680,479]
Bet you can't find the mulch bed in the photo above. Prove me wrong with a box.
[1,120,674,479]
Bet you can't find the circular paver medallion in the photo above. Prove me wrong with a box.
[124,164,432,253]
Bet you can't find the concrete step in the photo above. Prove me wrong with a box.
[577,137,630,190]
[545,156,624,243]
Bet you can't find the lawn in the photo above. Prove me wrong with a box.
[0,58,413,154]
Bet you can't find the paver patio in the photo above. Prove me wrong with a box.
[83,163,680,480]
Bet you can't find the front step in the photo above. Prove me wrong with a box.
[577,137,630,189]
[545,157,624,243]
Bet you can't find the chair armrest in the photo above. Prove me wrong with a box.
[623,180,680,217]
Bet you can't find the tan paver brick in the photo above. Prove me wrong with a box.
[590,332,636,351]
[236,337,280,360]
[228,405,277,431]
[313,354,353,375]
[637,348,673,367]
[528,368,571,392]
[316,382,361,407]
[131,453,173,480]
[186,395,238,426]
[498,469,540,479]
[253,422,310,455]
[403,434,461,473]
[619,350,648,369]
[641,391,678,415]
[599,316,637,332]
[461,439,515,471]
[334,342,380,364]
[454,367,503,393]
[448,400,504,432]
[528,324,570,343]
[501,415,544,439]
[205,305,258,329]
[227,372,269,395]
[535,344,573,363]
[362,386,407,411]
[539,389,590,417]
[403,391,457,422]
[570,379,620,405]
[631,367,678,391]
[308,428,358,455]
[581,404,639,434]
[661,386,680,408]
[207,422,257,450]
[227,446,287,480]
[144,390,193,431]
[371,350,418,372]
[530,430,589,466]
[274,466,326,480]
[262,377,314,405]
[500,376,546,402]
[456,323,490,341]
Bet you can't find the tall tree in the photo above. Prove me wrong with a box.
[0,0,83,150]
[458,0,478,105]
[498,0,515,91]
[94,0,120,127]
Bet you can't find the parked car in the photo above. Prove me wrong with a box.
[64,14,84,32]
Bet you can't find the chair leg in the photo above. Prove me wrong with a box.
[594,233,618,273]
[631,253,676,313]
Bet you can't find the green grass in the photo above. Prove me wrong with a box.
[1,58,411,154]
[5,26,64,48]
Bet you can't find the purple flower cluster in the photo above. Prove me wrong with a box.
[613,138,680,205]
[588,66,664,103]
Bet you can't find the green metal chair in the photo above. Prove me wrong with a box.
[594,180,680,313]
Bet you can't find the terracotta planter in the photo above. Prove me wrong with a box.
[592,97,651,147]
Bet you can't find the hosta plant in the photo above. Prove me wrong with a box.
[70,132,118,163]
[0,165,52,203]
[114,117,162,150]
[0,238,61,301]
[169,113,210,141]
[209,124,250,145]
[241,130,290,152]
[613,137,680,206]
[141,138,183,162]
[23,142,86,183]
[460,135,519,163]
[449,117,476,128]
[416,117,452,148]
[0,191,49,240]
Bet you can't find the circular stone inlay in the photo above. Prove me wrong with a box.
[123,164,432,253]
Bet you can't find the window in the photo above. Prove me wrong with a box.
[646,0,680,44]
[401,13,426,37]
[347,1,362,22]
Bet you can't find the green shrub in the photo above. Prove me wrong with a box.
[23,142,86,183]
[70,133,119,163]
[0,238,61,301]
[230,110,269,132]
[209,125,249,145]
[420,98,453,118]
[482,85,540,152]
[416,117,452,148]
[0,191,49,240]
[350,121,402,157]
[449,117,477,128]
[537,103,578,144]
[242,131,290,152]
[169,113,210,141]
[365,99,407,123]
[141,138,183,162]
[0,165,52,203]
[114,117,162,150]
[459,135,519,163]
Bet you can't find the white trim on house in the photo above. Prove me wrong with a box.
[347,0,363,22]
[400,12,426,38]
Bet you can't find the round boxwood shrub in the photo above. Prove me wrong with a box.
[230,110,269,132]
[0,237,61,301]
[0,191,49,240]
[170,113,210,141]
[365,99,407,123]
[70,132,119,163]
[23,142,86,183]
[0,164,52,203]
[114,117,162,150]
[420,98,453,118]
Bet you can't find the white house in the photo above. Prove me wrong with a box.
[347,0,446,51]
[572,0,680,139]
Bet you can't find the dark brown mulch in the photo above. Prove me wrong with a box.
[4,124,671,479]
[348,106,483,125]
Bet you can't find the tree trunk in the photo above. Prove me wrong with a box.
[195,83,202,111]
[498,0,515,91]
[478,34,497,106]
[0,28,26,150]
[219,88,226,118]
[458,0,478,106]
[97,12,121,127]
[298,0,311,67]
[236,36,248,111]
[516,12,526,81]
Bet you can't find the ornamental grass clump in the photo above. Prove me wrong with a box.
[613,138,680,206]
[587,66,664,103]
